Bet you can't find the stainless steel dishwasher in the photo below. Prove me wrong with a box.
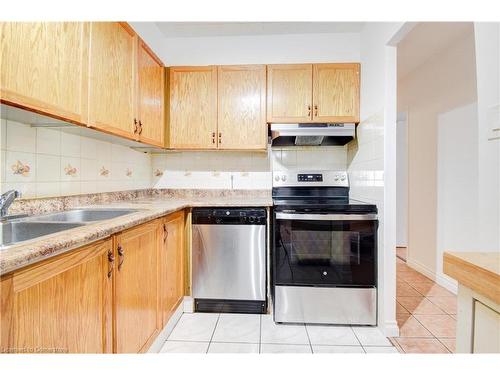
[192,207,267,313]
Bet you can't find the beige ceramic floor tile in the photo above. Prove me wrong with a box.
[413,314,456,338]
[397,296,446,315]
[397,282,422,297]
[439,338,456,353]
[396,302,409,314]
[409,282,455,297]
[394,337,450,354]
[427,296,457,314]
[397,271,432,284]
[396,314,433,337]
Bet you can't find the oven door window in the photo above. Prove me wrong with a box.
[274,218,377,287]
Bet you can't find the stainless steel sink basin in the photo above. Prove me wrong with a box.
[24,208,138,223]
[0,221,85,248]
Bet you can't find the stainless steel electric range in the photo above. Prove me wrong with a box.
[271,170,378,325]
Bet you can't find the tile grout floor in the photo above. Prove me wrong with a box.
[392,247,457,353]
[160,247,456,354]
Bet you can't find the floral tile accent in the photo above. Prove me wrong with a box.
[126,168,133,177]
[100,166,110,177]
[11,160,31,177]
[64,164,78,177]
[154,169,164,177]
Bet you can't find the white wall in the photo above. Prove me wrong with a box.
[396,113,408,246]
[349,22,403,337]
[437,103,479,291]
[474,23,500,253]
[130,23,360,65]
[398,27,478,290]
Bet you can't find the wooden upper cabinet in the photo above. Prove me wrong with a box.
[160,211,185,326]
[88,22,136,140]
[267,64,313,123]
[0,22,89,125]
[168,66,218,149]
[0,239,113,353]
[113,221,160,353]
[136,40,165,147]
[312,63,360,123]
[217,65,267,150]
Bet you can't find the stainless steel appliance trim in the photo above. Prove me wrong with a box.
[270,123,356,137]
[275,213,378,221]
[192,223,266,301]
[274,285,377,325]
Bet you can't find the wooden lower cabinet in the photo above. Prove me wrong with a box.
[160,211,186,325]
[113,220,161,353]
[0,212,186,354]
[0,239,113,353]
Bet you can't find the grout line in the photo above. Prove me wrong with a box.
[350,326,366,353]
[304,324,313,353]
[206,313,221,354]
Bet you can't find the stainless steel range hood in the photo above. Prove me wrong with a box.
[270,123,355,147]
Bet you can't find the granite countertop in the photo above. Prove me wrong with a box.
[0,191,272,276]
[443,251,500,304]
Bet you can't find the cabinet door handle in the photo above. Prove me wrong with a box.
[107,249,115,278]
[308,105,311,117]
[117,245,124,271]
[138,121,143,135]
[133,118,138,134]
[314,105,318,117]
[212,132,216,144]
[218,132,222,144]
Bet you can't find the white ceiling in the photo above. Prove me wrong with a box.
[397,22,474,79]
[155,22,365,38]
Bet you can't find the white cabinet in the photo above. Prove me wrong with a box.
[473,301,500,353]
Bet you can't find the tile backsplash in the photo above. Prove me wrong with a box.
[0,119,152,199]
[152,146,348,190]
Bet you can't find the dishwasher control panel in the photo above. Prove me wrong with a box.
[192,207,267,225]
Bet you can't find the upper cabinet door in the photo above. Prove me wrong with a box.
[217,65,267,150]
[312,63,360,123]
[88,22,136,140]
[168,66,218,149]
[267,64,313,123]
[137,40,165,148]
[0,22,89,125]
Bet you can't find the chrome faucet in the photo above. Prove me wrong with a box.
[0,190,21,218]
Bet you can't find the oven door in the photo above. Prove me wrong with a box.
[273,212,377,287]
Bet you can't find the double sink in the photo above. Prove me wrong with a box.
[0,209,138,248]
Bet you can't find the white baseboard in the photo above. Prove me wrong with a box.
[147,299,184,353]
[384,320,400,337]
[407,258,458,294]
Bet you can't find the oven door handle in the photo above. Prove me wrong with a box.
[275,213,378,221]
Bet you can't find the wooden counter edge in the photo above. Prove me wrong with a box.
[443,252,500,305]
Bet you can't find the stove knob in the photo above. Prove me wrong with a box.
[322,271,328,276]
[274,175,280,182]
[226,211,230,216]
[341,176,346,181]
[281,175,287,182]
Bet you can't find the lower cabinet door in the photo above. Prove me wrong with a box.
[160,211,185,326]
[0,239,113,353]
[114,221,161,353]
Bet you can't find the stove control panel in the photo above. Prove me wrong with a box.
[298,174,323,182]
[272,171,349,188]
